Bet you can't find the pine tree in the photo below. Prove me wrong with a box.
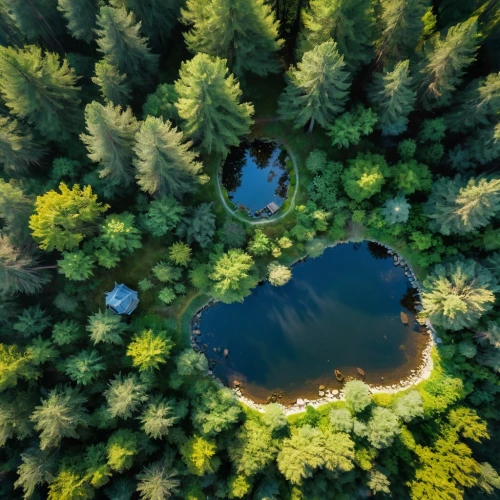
[376,0,429,63]
[104,373,147,419]
[299,0,375,73]
[58,251,96,281]
[182,0,282,78]
[65,349,106,385]
[142,197,185,237]
[175,54,254,156]
[126,329,173,372]
[81,101,139,187]
[446,73,500,133]
[98,212,142,253]
[420,19,479,109]
[57,0,98,43]
[424,175,500,235]
[0,116,44,174]
[30,183,109,252]
[0,179,33,245]
[0,46,81,143]
[467,122,500,165]
[139,397,178,439]
[30,386,89,449]
[0,235,50,296]
[87,309,128,345]
[134,117,204,198]
[0,2,22,46]
[382,196,411,224]
[14,448,55,499]
[369,60,416,136]
[136,460,180,500]
[421,259,499,331]
[95,6,159,87]
[110,0,182,46]
[169,242,192,267]
[92,59,131,106]
[278,40,351,133]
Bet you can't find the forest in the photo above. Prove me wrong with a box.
[0,0,500,498]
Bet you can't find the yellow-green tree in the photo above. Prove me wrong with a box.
[126,329,174,372]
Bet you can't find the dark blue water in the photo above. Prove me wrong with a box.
[197,242,425,403]
[221,140,289,213]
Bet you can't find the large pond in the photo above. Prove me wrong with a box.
[221,140,289,215]
[195,242,428,404]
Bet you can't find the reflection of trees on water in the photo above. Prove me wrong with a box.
[249,140,275,169]
[367,242,390,260]
[275,172,289,199]
[400,287,418,313]
[222,144,246,193]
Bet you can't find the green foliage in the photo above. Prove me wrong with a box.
[127,329,173,372]
[299,0,375,73]
[142,197,185,237]
[342,153,389,202]
[393,391,424,422]
[57,0,97,43]
[262,403,288,433]
[13,306,52,338]
[268,262,292,286]
[92,59,131,106]
[278,40,350,132]
[330,408,354,433]
[169,242,192,267]
[51,319,83,346]
[182,0,282,78]
[158,287,176,305]
[421,19,479,109]
[87,309,128,345]
[142,83,179,122]
[136,460,180,500]
[81,101,139,187]
[30,386,89,449]
[398,139,417,160]
[369,60,416,136]
[58,251,96,281]
[305,150,328,174]
[14,448,55,499]
[65,349,106,386]
[248,229,271,256]
[175,53,254,156]
[345,380,372,413]
[421,259,498,331]
[139,397,178,439]
[382,196,411,224]
[367,407,401,449]
[96,6,159,87]
[181,435,220,476]
[107,429,139,472]
[328,106,378,148]
[30,183,108,252]
[134,117,204,198]
[391,160,432,194]
[0,344,33,391]
[98,212,142,253]
[176,203,216,248]
[0,45,80,143]
[152,262,182,283]
[419,118,446,142]
[104,373,148,419]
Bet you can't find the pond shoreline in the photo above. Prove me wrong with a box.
[189,240,437,415]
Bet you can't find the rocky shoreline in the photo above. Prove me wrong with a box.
[190,240,438,416]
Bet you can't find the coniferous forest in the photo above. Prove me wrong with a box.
[1,0,500,498]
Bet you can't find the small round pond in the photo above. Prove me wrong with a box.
[195,242,428,404]
[221,139,289,216]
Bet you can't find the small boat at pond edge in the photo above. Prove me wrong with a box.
[335,369,344,382]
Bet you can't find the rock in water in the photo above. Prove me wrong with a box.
[319,385,325,391]
[224,349,229,358]
[357,367,365,377]
[400,311,409,325]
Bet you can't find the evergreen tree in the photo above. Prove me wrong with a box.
[92,59,131,106]
[111,0,182,46]
[376,0,429,63]
[98,212,142,253]
[104,373,148,419]
[142,197,185,237]
[0,2,22,46]
[467,122,500,165]
[143,84,179,122]
[58,251,96,281]
[299,0,375,73]
[420,19,479,109]
[0,117,44,174]
[382,196,411,224]
[176,203,216,248]
[139,397,178,439]
[369,60,416,136]
[182,0,282,78]
[14,448,55,499]
[169,242,192,267]
[30,183,108,252]
[181,435,220,476]
[134,117,205,198]
[278,40,351,133]
[106,429,140,472]
[30,386,89,449]
[175,54,254,156]
[342,153,389,202]
[57,0,98,43]
[126,329,173,372]
[136,460,180,500]
[81,101,139,187]
[0,235,50,296]
[424,176,500,235]
[65,349,106,385]
[446,73,500,133]
[95,6,159,87]
[0,46,81,143]
[0,178,33,245]
[367,407,401,449]
[391,160,432,194]
[87,309,128,345]
[421,259,499,331]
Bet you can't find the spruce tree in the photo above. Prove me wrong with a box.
[420,19,479,109]
[376,0,429,63]
[278,40,351,133]
[175,54,254,156]
[369,60,416,136]
[57,0,98,43]
[0,117,44,174]
[95,6,159,87]
[299,0,375,73]
[0,179,33,245]
[0,2,22,46]
[110,0,182,46]
[467,123,500,165]
[134,117,204,198]
[424,175,500,235]
[0,46,81,143]
[80,101,139,187]
[182,0,282,78]
[446,73,500,133]
[92,59,131,106]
